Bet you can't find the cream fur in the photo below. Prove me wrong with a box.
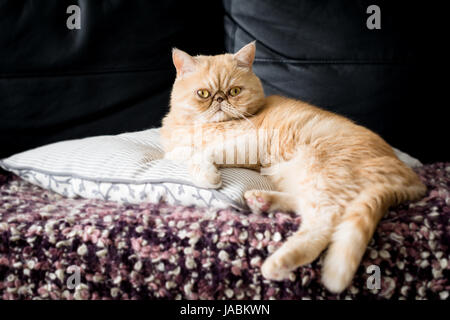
[161,43,426,293]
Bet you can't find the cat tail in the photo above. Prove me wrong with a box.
[320,180,425,293]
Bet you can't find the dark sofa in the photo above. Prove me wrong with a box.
[0,0,447,162]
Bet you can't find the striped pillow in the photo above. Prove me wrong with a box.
[0,128,274,210]
[0,128,421,210]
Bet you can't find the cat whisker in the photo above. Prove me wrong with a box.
[221,104,256,128]
[239,109,254,117]
[196,105,220,123]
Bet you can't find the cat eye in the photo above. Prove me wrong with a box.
[229,87,241,97]
[197,89,211,99]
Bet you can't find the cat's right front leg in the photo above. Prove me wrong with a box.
[165,146,222,189]
[164,145,194,163]
[189,160,222,189]
[188,151,222,189]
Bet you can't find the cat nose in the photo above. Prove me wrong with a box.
[214,92,226,103]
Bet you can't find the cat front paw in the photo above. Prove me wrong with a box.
[190,163,222,189]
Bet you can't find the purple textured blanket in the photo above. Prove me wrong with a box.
[0,163,449,300]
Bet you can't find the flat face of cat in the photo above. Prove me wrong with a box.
[170,42,265,124]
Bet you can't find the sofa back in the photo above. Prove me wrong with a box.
[224,0,443,162]
[0,0,224,158]
[0,1,445,161]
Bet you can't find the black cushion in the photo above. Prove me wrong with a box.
[224,0,446,162]
[0,0,225,158]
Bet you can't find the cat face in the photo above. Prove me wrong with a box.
[170,42,265,124]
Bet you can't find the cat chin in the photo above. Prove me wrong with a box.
[206,111,233,123]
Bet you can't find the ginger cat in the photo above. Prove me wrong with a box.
[160,42,426,293]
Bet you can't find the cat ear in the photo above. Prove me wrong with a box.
[172,48,197,77]
[233,41,256,69]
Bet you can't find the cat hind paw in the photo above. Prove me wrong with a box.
[244,190,272,214]
[261,254,293,281]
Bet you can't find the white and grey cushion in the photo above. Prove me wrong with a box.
[0,128,422,210]
[0,129,274,210]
